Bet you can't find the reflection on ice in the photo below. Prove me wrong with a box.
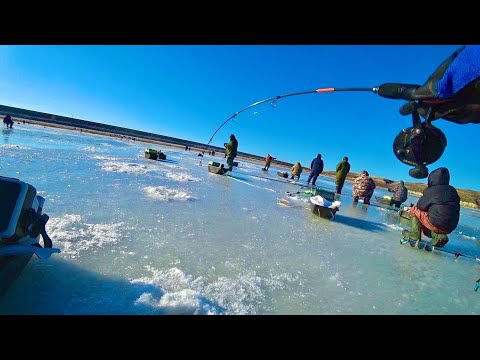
[47,214,125,257]
[131,265,300,315]
[100,161,153,174]
[0,144,30,150]
[144,186,196,201]
[165,172,201,182]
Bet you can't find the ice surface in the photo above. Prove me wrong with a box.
[1,124,479,314]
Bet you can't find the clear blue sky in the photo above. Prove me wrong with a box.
[1,45,479,190]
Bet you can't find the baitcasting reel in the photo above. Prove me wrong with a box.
[374,83,450,179]
[392,104,447,179]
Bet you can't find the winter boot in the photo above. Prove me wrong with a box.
[430,232,449,248]
[402,215,422,242]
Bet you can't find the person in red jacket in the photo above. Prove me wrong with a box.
[263,154,276,171]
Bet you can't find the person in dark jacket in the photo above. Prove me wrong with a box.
[335,156,350,194]
[307,154,324,186]
[224,134,238,171]
[387,180,408,208]
[402,167,460,248]
[3,114,13,128]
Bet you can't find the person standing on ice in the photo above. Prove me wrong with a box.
[3,114,13,128]
[224,134,238,171]
[335,156,350,194]
[307,154,324,186]
[263,153,275,171]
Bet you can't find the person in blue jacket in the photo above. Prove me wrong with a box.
[307,154,324,187]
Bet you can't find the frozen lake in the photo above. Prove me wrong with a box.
[1,123,479,314]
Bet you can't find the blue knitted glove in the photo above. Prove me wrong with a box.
[399,45,480,124]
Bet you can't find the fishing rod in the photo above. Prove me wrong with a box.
[233,169,323,188]
[200,84,417,160]
[232,170,303,186]
[201,87,369,159]
[397,213,480,263]
[201,83,443,178]
[400,237,480,263]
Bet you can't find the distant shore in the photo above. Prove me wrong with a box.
[7,117,480,210]
[9,116,293,167]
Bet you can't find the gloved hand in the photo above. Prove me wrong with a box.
[399,45,480,124]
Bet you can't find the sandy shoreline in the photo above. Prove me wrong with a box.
[7,117,480,210]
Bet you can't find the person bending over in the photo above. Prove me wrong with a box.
[352,170,376,205]
[402,167,460,248]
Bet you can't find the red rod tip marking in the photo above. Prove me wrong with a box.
[316,88,335,93]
